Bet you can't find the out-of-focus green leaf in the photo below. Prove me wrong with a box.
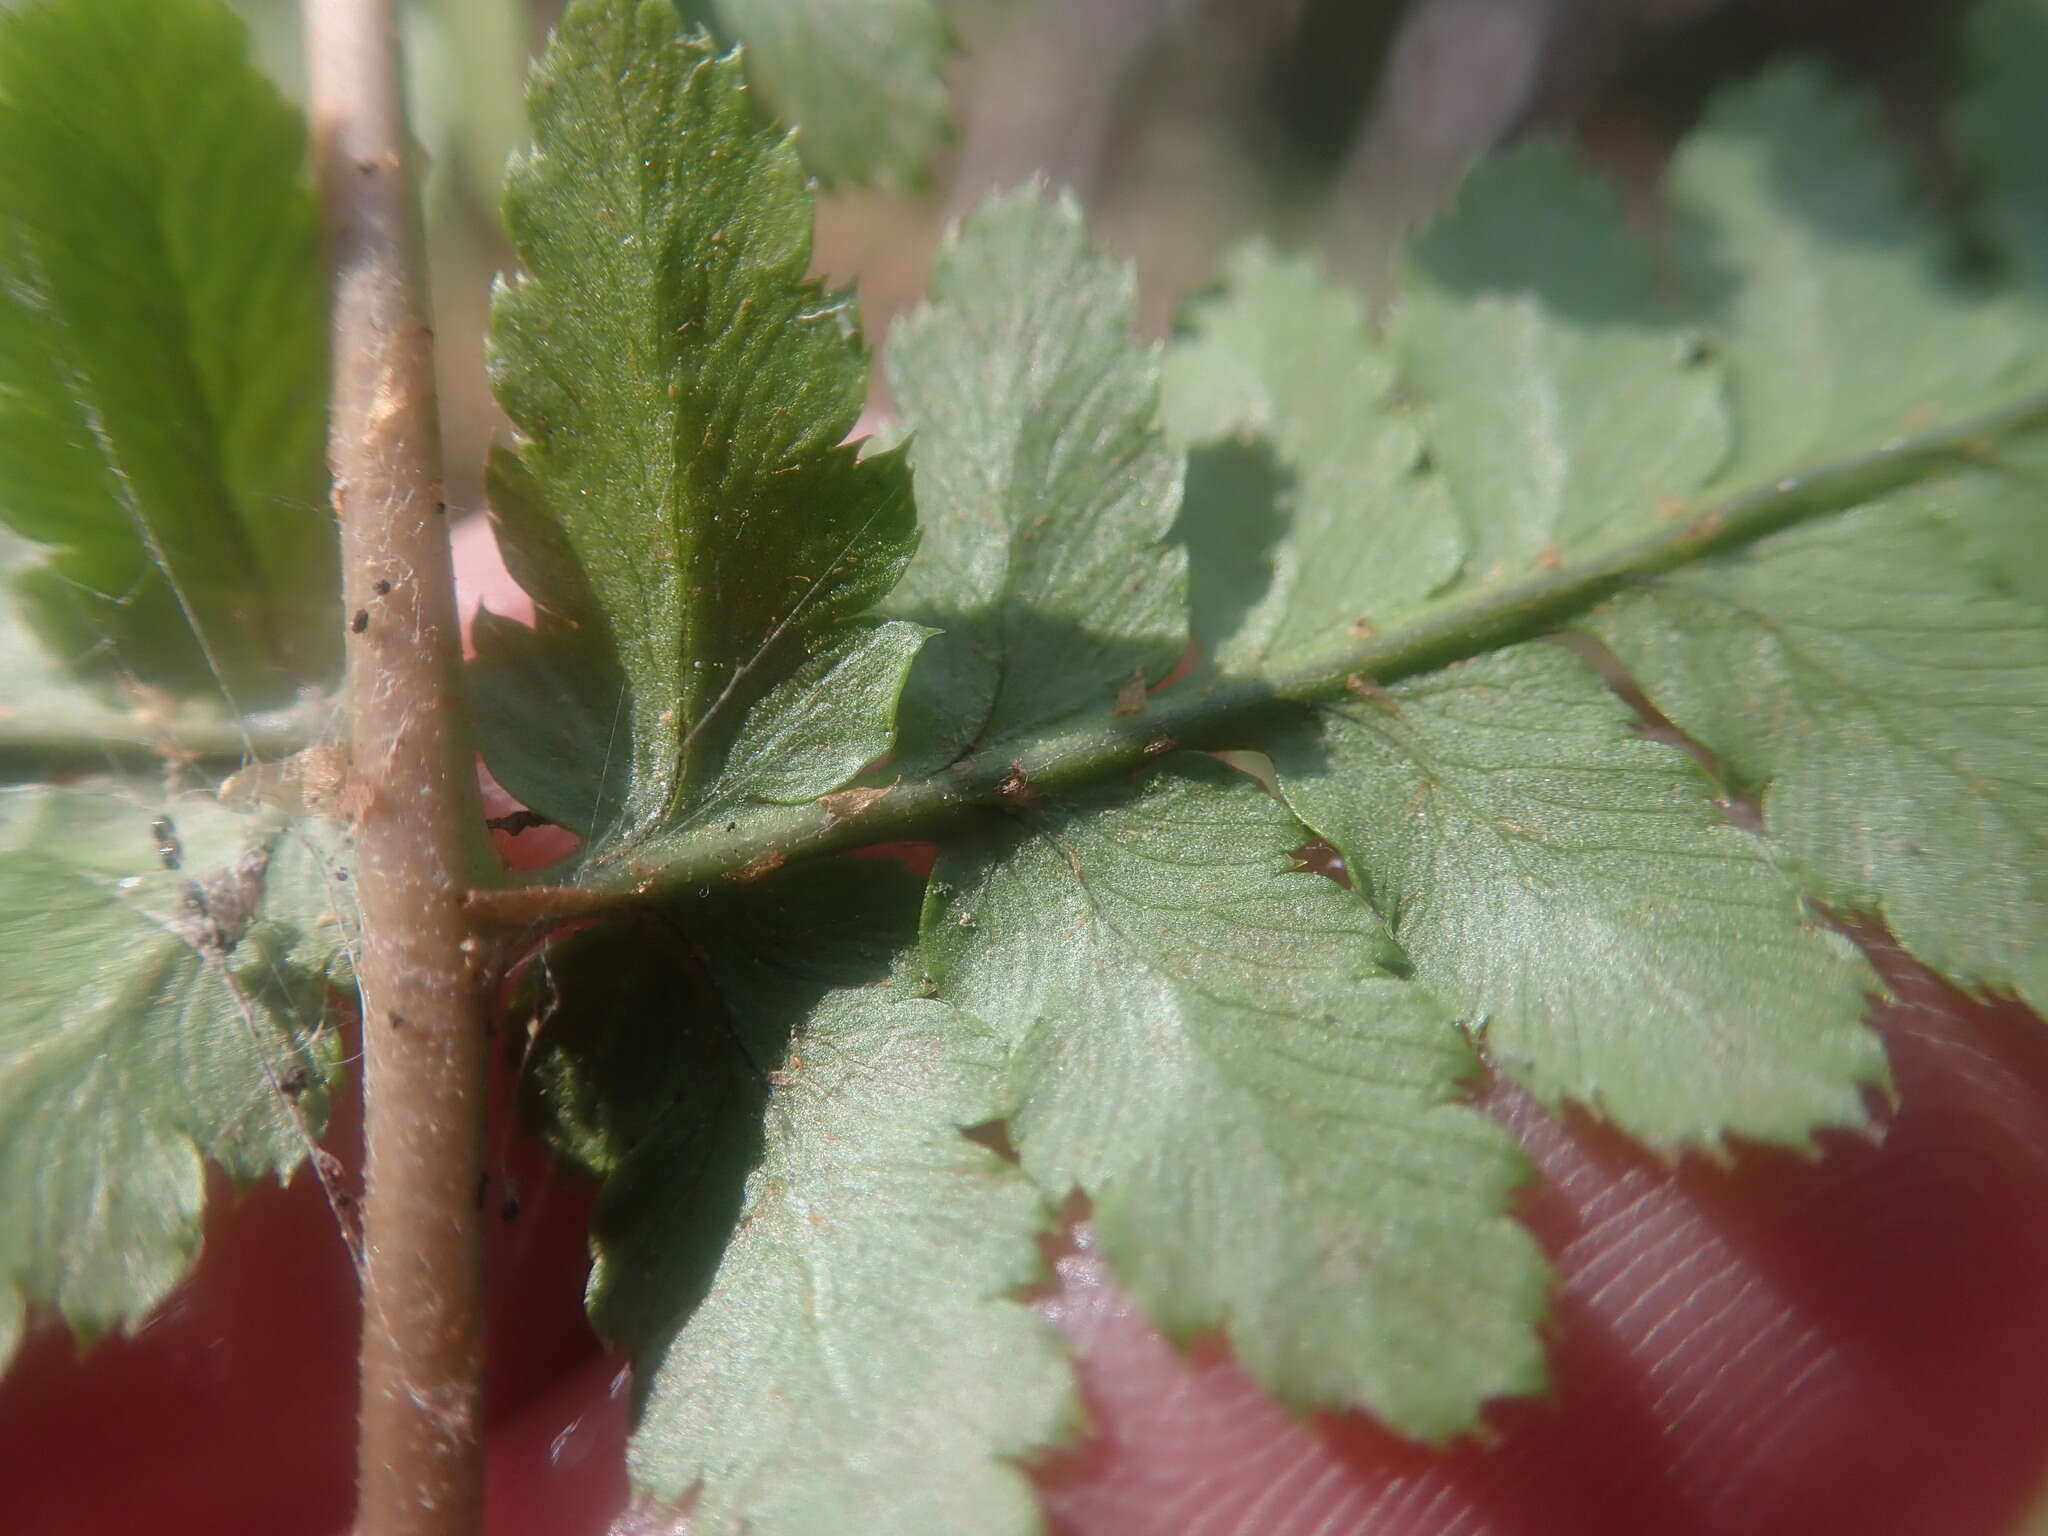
[0,0,333,708]
[0,784,355,1363]
[1673,67,2045,485]
[1396,145,1729,584]
[922,755,1548,1438]
[1161,244,1459,670]
[715,0,950,188]
[1963,0,2048,293]
[475,3,918,853]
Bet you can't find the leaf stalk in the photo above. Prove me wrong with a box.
[466,381,2048,929]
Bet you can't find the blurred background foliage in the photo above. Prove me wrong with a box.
[208,0,1980,516]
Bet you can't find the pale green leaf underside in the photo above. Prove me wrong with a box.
[499,60,2048,1492]
[0,0,333,708]
[631,993,1069,1536]
[479,2,916,856]
[1273,644,1885,1150]
[923,756,1549,1438]
[529,862,1070,1533]
[0,532,209,750]
[1675,67,2048,487]
[1161,244,1459,669]
[1593,497,2048,1017]
[1397,144,1729,584]
[886,188,1188,769]
[1915,438,2048,610]
[714,0,950,188]
[0,785,354,1359]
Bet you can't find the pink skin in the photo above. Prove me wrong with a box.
[2,518,2045,1534]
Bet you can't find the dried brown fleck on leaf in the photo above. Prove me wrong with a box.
[819,785,893,824]
[1111,668,1150,718]
[734,845,789,884]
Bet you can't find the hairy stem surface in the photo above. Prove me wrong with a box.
[306,3,488,1532]
[465,383,2048,928]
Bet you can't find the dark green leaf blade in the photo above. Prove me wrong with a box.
[714,0,950,188]
[0,0,333,707]
[1592,495,2048,1016]
[525,861,1071,1534]
[885,187,1188,768]
[478,3,917,855]
[1396,145,1729,584]
[0,785,356,1360]
[1272,644,1885,1150]
[922,756,1548,1438]
[1161,245,1461,670]
[1962,0,2048,294]
[1675,67,2045,486]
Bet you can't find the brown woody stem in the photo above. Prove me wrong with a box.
[306,3,489,1532]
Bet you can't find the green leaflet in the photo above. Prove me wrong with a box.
[1161,245,1460,670]
[1879,442,2048,612]
[922,755,1549,1438]
[885,188,1188,769]
[1674,67,2047,486]
[1964,0,2048,293]
[0,784,356,1359]
[1592,496,2048,1018]
[0,530,332,761]
[714,0,950,188]
[695,620,933,814]
[0,0,333,709]
[0,530,203,752]
[1396,145,1729,585]
[1272,644,1885,1150]
[631,988,1068,1535]
[522,862,1069,1535]
[475,3,920,853]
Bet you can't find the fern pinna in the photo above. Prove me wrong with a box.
[0,0,2044,1530]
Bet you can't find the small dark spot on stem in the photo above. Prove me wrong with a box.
[473,1171,489,1212]
[389,1012,406,1031]
[500,1183,522,1224]
[351,609,370,634]
[434,501,448,516]
[994,760,1040,810]
[151,815,183,870]
[356,159,377,176]
[372,579,392,596]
